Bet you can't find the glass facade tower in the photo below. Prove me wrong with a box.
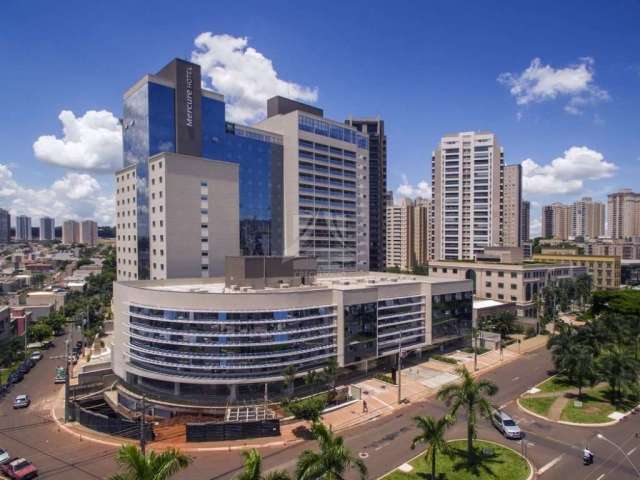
[122,59,283,279]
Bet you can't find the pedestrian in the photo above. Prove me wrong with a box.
[362,400,368,413]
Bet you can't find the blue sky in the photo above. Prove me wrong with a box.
[1,0,639,233]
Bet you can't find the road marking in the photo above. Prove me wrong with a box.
[628,447,637,456]
[595,474,605,480]
[369,394,394,410]
[512,376,520,381]
[537,454,564,475]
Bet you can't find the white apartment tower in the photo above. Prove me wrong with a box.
[15,215,32,241]
[256,97,370,272]
[430,132,504,260]
[386,198,414,271]
[39,217,55,241]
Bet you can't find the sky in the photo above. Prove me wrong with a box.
[1,0,639,235]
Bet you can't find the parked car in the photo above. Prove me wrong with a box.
[54,367,66,384]
[491,409,522,439]
[29,351,42,362]
[8,372,23,384]
[42,339,55,348]
[0,448,10,464]
[1,458,38,479]
[13,395,30,409]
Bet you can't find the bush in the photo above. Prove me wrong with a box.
[286,394,327,422]
[524,326,537,339]
[432,354,458,364]
[375,372,394,384]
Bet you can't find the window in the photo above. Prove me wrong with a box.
[511,272,517,278]
[510,284,517,289]
[498,272,504,277]
[498,294,504,300]
[485,282,492,287]
[498,283,504,288]
[486,271,492,276]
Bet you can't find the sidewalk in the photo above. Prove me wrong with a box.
[50,334,549,450]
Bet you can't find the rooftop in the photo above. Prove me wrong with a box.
[473,299,509,309]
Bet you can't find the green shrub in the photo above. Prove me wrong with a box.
[375,372,394,384]
[432,354,458,364]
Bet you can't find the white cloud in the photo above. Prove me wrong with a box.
[498,57,609,114]
[192,33,319,124]
[396,175,432,199]
[530,218,542,237]
[0,164,114,225]
[522,146,617,195]
[33,110,123,171]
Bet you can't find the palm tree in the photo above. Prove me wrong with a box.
[236,449,290,480]
[110,445,192,480]
[410,415,454,480]
[283,365,297,395]
[597,345,640,404]
[296,422,367,480]
[547,322,575,371]
[437,366,498,464]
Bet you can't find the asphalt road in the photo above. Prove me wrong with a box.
[1,342,638,480]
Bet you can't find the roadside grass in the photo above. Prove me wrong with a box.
[519,396,556,416]
[561,387,635,424]
[536,375,574,393]
[382,440,530,480]
[0,360,22,384]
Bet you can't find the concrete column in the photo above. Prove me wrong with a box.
[228,384,237,402]
[174,382,181,396]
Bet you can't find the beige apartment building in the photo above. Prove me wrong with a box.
[115,152,240,281]
[572,197,605,239]
[256,97,370,272]
[533,253,620,290]
[80,220,98,246]
[502,164,522,247]
[385,197,430,271]
[588,239,640,260]
[429,259,587,320]
[608,189,640,239]
[521,200,530,243]
[62,220,80,245]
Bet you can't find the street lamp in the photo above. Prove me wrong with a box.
[596,433,640,478]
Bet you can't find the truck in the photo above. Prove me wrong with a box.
[1,458,38,479]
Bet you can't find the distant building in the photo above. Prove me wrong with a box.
[80,220,98,246]
[502,164,522,247]
[62,220,80,244]
[608,189,640,239]
[572,197,605,239]
[39,217,55,241]
[540,203,571,240]
[345,118,387,272]
[0,209,10,244]
[533,253,620,290]
[386,198,414,271]
[15,215,32,241]
[521,201,530,242]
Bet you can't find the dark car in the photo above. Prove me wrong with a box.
[8,372,23,384]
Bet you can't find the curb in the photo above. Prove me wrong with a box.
[376,438,533,480]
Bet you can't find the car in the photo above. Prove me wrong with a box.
[1,458,38,480]
[42,339,55,348]
[0,448,10,465]
[54,367,66,384]
[491,409,522,439]
[8,372,23,384]
[13,395,30,409]
[29,351,42,362]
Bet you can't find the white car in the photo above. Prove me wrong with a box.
[0,448,10,465]
[29,351,42,362]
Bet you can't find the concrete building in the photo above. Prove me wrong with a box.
[0,209,10,244]
[256,97,370,273]
[15,215,31,242]
[62,220,80,244]
[39,217,55,241]
[540,203,571,240]
[111,257,473,408]
[502,164,522,247]
[121,58,284,280]
[532,253,620,290]
[587,239,640,260]
[541,205,554,239]
[521,201,530,243]
[571,197,605,239]
[386,198,414,271]
[413,197,430,267]
[0,306,10,343]
[429,259,587,321]
[430,132,504,260]
[80,220,98,246]
[608,189,640,239]
[116,153,240,280]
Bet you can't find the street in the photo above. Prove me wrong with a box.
[0,344,638,479]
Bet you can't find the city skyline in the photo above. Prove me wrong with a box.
[1,1,639,236]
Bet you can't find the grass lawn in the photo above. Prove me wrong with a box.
[0,360,21,384]
[561,387,633,424]
[383,440,530,480]
[520,396,556,416]
[537,375,574,393]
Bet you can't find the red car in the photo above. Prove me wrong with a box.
[1,458,38,479]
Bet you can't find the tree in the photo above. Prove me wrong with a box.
[410,415,454,480]
[288,396,327,423]
[304,370,322,386]
[296,422,367,480]
[561,343,597,398]
[27,322,53,342]
[437,366,498,464]
[236,449,290,480]
[109,445,191,480]
[323,357,339,393]
[283,365,297,395]
[597,345,640,404]
[547,322,575,371]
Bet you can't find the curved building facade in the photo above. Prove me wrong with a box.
[112,271,473,407]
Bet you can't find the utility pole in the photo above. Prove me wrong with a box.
[140,395,147,455]
[64,337,70,422]
[473,328,479,371]
[397,337,403,404]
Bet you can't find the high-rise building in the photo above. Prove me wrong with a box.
[521,200,530,242]
[120,58,284,280]
[607,189,640,239]
[0,209,10,244]
[431,132,503,260]
[80,220,98,247]
[540,203,572,240]
[116,153,239,280]
[386,198,414,271]
[571,197,605,239]
[413,197,430,267]
[39,217,55,241]
[502,164,522,247]
[345,117,387,272]
[62,220,80,244]
[15,215,31,241]
[256,96,370,272]
[541,205,554,238]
